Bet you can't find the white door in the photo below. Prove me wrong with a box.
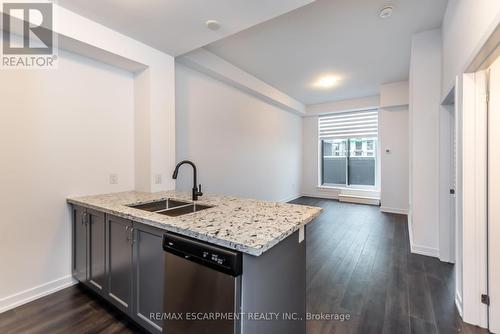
[488,55,500,334]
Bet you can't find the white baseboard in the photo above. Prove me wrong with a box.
[455,290,463,317]
[407,215,439,258]
[0,275,77,313]
[380,206,408,215]
[279,193,302,203]
[410,243,440,257]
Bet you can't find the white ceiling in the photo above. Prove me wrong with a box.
[57,0,315,56]
[206,0,448,105]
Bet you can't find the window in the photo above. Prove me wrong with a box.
[319,110,378,187]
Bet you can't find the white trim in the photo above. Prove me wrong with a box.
[0,275,77,313]
[318,184,378,191]
[407,219,439,257]
[278,194,302,203]
[408,216,414,249]
[410,244,440,257]
[380,207,408,215]
[488,52,500,334]
[455,290,464,317]
[461,71,488,328]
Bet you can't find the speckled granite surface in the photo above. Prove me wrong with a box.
[67,191,322,256]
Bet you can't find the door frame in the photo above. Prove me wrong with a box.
[458,70,489,329]
[487,53,500,334]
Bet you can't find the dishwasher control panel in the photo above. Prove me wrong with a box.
[163,232,242,277]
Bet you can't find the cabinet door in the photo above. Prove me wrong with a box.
[72,206,87,283]
[133,224,165,333]
[107,215,133,314]
[87,209,106,295]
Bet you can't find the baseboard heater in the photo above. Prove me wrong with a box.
[338,194,380,206]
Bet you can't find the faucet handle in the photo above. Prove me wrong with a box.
[198,184,203,195]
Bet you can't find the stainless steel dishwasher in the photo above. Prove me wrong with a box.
[162,232,242,334]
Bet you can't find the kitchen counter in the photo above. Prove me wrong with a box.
[67,191,322,256]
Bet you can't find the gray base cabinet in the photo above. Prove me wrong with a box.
[72,206,106,296]
[133,225,164,333]
[72,206,87,283]
[72,205,164,334]
[88,209,106,295]
[107,215,134,313]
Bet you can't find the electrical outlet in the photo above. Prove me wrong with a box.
[155,174,162,185]
[109,174,118,185]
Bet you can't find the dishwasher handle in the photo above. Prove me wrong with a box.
[163,232,242,277]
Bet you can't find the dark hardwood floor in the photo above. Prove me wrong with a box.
[0,285,145,334]
[0,197,489,334]
[290,197,488,334]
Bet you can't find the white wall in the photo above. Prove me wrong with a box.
[442,0,500,98]
[175,64,302,202]
[379,108,409,214]
[379,81,409,109]
[0,50,135,309]
[0,6,177,312]
[379,81,409,214]
[302,117,325,197]
[409,29,442,257]
[306,95,379,115]
[178,49,305,115]
[55,4,177,193]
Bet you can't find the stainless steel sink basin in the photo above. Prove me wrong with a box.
[157,203,213,217]
[128,198,212,217]
[127,198,190,212]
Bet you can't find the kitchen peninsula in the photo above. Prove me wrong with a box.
[67,191,322,334]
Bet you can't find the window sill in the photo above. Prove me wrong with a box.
[317,185,378,191]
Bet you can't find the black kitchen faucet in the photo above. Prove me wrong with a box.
[172,160,203,201]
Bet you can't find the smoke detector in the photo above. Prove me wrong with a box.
[379,5,394,19]
[205,20,221,31]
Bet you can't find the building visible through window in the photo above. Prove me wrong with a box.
[319,110,378,187]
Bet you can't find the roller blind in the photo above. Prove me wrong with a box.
[319,109,378,140]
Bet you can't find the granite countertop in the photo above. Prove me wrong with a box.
[67,191,322,256]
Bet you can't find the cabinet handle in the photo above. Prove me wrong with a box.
[81,212,87,226]
[130,227,135,244]
[125,225,130,241]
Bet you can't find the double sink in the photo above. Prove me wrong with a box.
[128,198,212,217]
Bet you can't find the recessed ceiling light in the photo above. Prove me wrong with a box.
[379,5,394,19]
[314,75,340,89]
[205,20,221,31]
